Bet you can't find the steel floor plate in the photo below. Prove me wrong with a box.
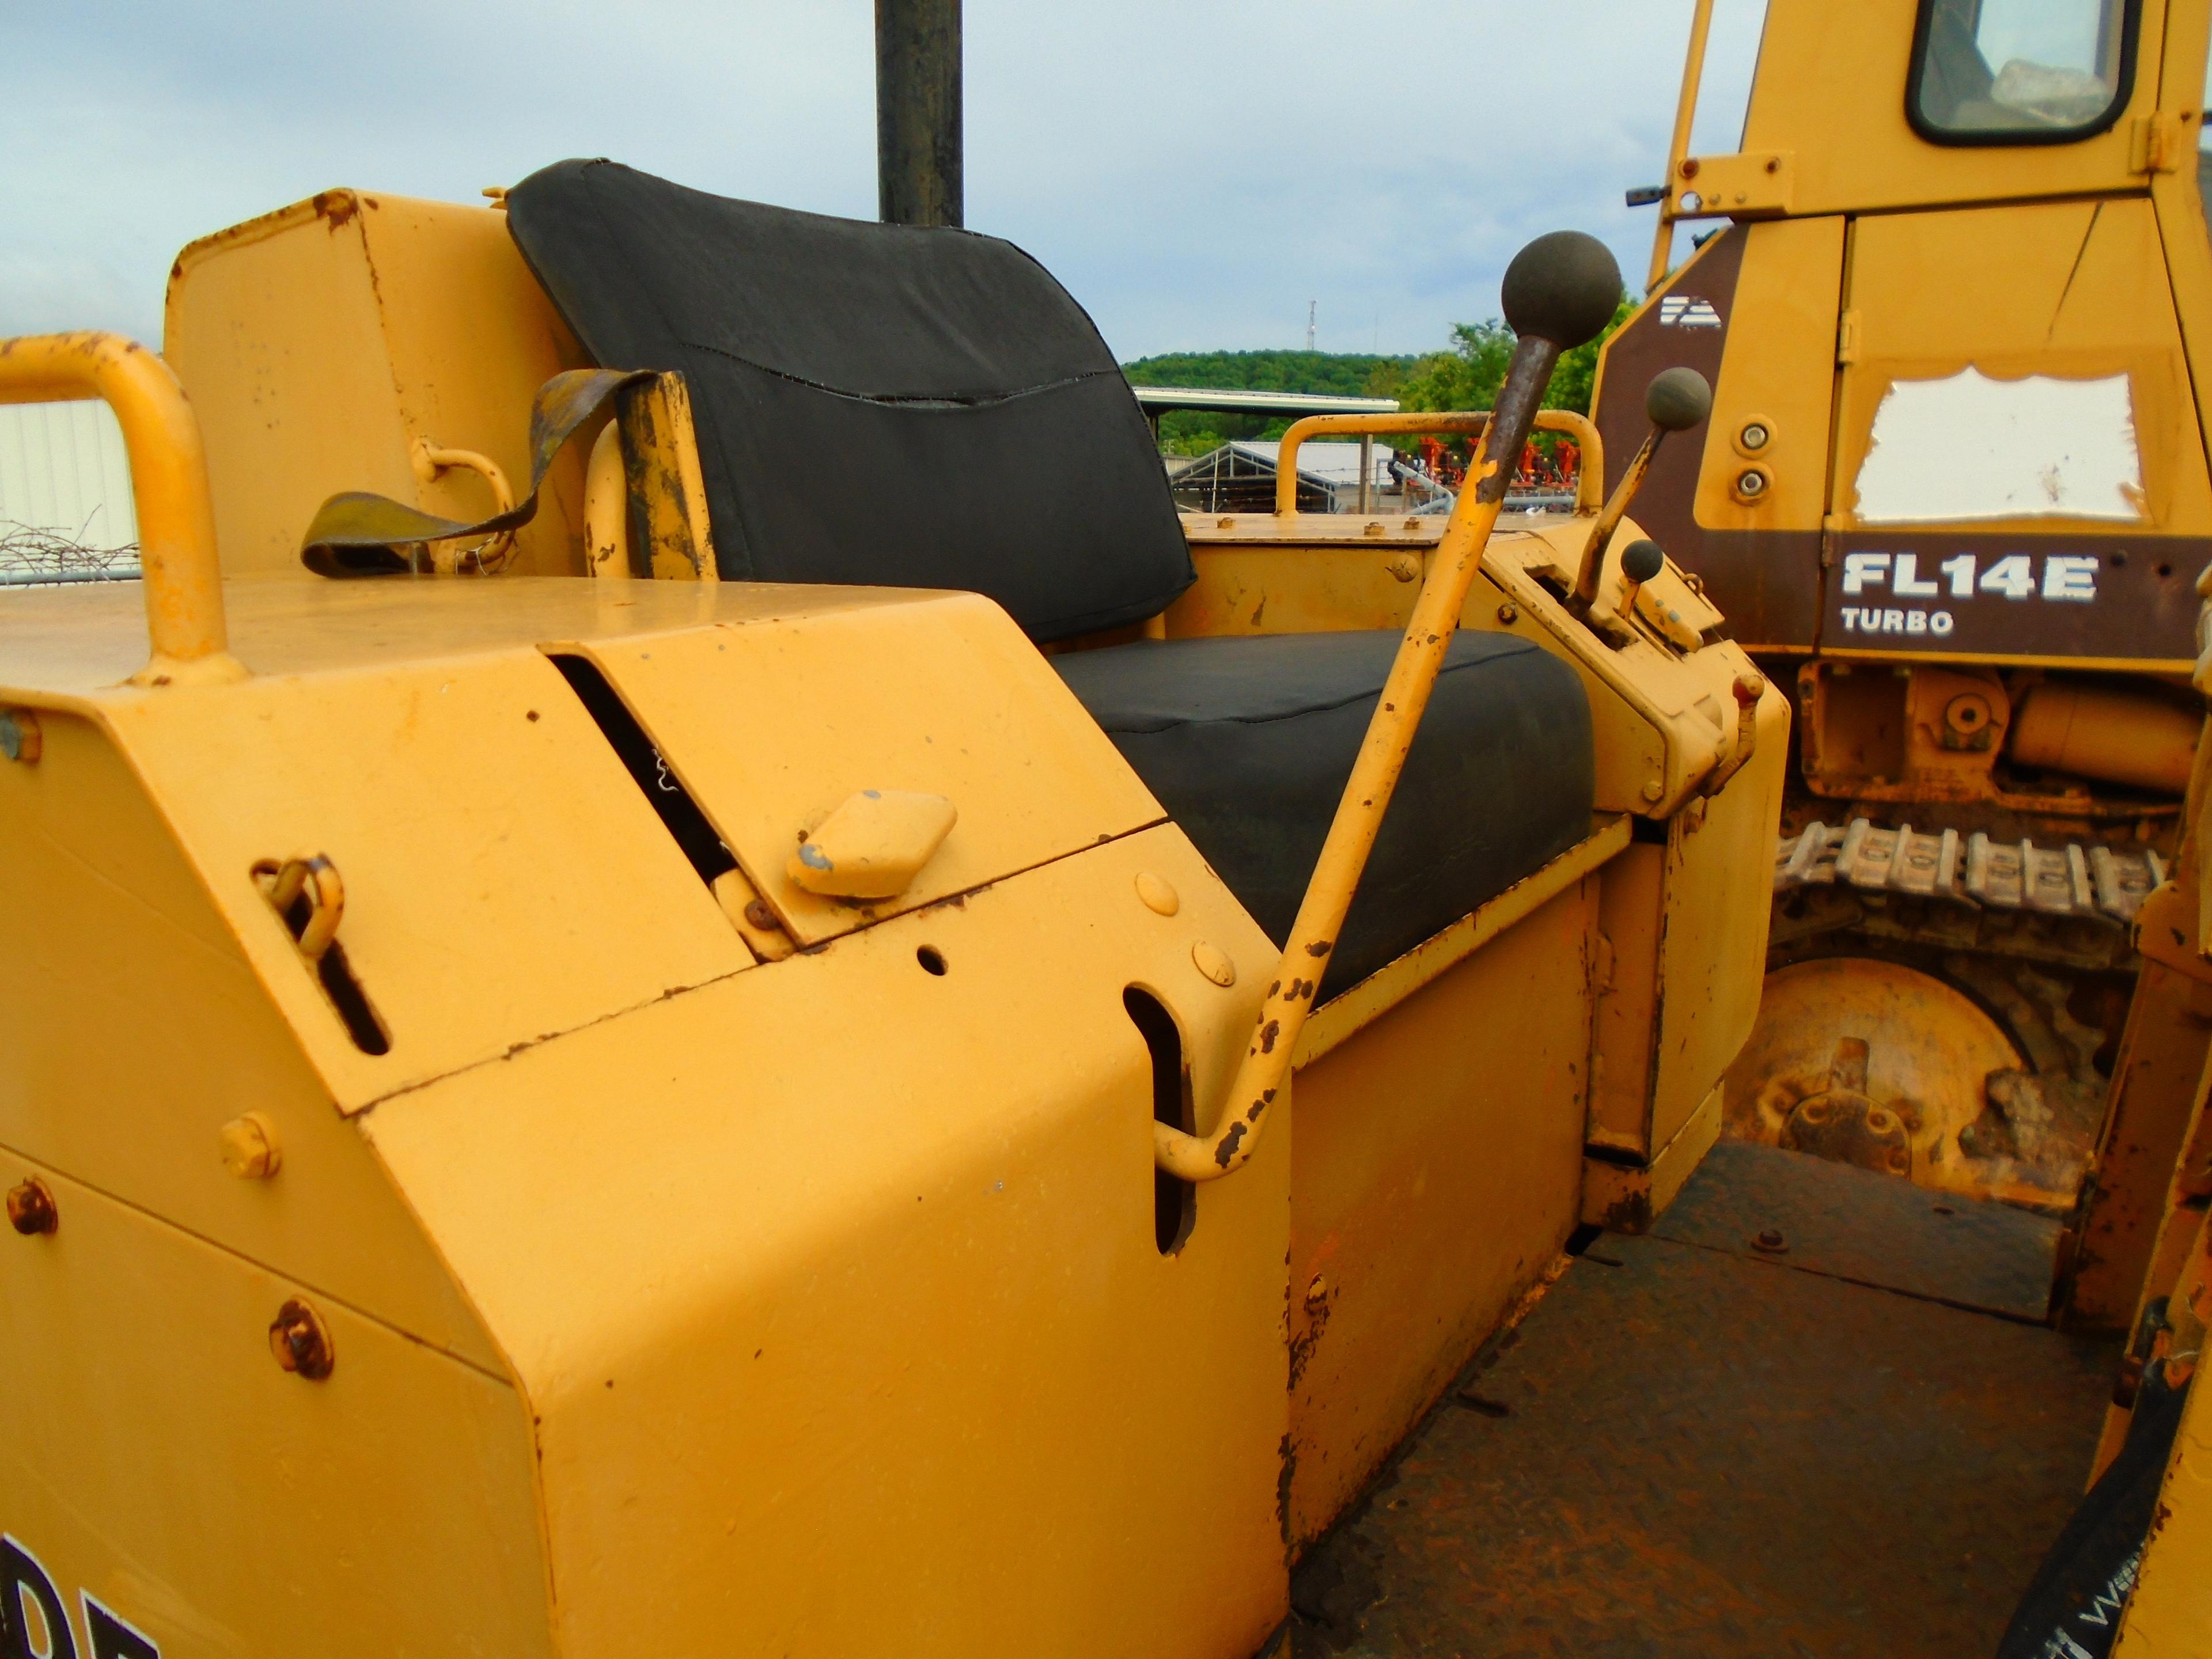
[1654,1140,2062,1320]
[1289,1150,2119,1657]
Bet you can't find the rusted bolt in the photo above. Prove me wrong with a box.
[1679,157,1700,180]
[1135,871,1180,916]
[269,1297,335,1380]
[1191,941,1236,987]
[1944,694,1991,738]
[219,1112,282,1180]
[1751,1228,1788,1254]
[0,708,41,764]
[742,898,782,933]
[7,1178,57,1236]
[2112,1354,2145,1410]
[1497,602,1520,624]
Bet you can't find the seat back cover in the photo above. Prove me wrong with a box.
[506,159,1194,641]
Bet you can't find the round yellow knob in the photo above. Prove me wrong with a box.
[1135,872,1180,916]
[1191,941,1236,987]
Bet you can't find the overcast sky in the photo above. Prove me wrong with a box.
[1,1,1768,362]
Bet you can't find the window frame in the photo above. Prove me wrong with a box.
[1904,0,2144,148]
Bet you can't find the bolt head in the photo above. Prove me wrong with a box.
[0,709,40,764]
[1497,602,1520,625]
[6,1178,56,1236]
[1191,941,1237,988]
[1739,422,1771,452]
[1752,1229,1788,1253]
[1736,468,1770,500]
[219,1112,282,1180]
[268,1297,335,1380]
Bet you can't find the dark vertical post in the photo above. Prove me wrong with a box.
[875,0,963,228]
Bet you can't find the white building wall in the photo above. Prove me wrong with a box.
[0,401,140,547]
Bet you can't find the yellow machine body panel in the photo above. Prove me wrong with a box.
[1,1157,551,1659]
[364,819,1289,1657]
[164,192,593,580]
[569,603,1161,947]
[1687,214,1844,587]
[1282,875,1596,1547]
[0,578,1298,1656]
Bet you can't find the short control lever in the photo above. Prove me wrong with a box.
[1571,366,1711,613]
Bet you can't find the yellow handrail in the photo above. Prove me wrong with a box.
[0,332,244,686]
[1272,410,1605,517]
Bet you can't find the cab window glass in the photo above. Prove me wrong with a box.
[1911,0,2136,142]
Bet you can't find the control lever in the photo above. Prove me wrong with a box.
[1571,366,1711,613]
[1615,537,1665,621]
[1153,229,1624,1185]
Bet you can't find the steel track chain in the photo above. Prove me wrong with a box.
[1774,818,2166,928]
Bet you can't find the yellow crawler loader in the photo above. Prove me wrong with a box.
[0,2,2207,1653]
[1593,0,2212,1332]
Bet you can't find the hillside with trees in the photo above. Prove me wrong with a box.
[1120,350,1413,453]
[1123,298,1633,458]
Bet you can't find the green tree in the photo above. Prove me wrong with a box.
[1396,295,1634,422]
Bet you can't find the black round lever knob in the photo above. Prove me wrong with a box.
[1645,367,1714,432]
[1500,232,1624,350]
[1620,539,1666,584]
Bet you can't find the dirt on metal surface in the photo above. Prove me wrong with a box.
[1290,1150,2117,1657]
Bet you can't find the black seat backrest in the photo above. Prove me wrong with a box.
[507,160,1194,642]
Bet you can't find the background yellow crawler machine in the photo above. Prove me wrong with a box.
[1596,0,2212,1301]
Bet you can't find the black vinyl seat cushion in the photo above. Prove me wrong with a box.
[506,159,1195,642]
[1054,630,1596,1000]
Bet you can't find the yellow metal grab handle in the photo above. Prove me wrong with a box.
[1157,232,1626,1184]
[1271,410,1605,517]
[260,854,344,960]
[410,438,518,573]
[0,332,244,687]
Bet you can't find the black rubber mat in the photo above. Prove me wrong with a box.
[1654,1141,2061,1321]
[1289,1152,2119,1657]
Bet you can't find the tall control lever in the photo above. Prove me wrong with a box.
[1571,366,1711,613]
[1153,229,1624,1184]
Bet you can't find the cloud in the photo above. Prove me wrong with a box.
[0,1,1768,358]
